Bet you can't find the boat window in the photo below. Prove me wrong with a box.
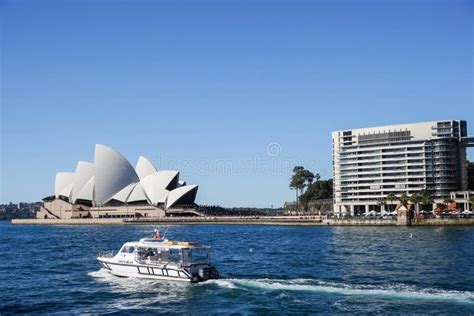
[190,248,209,264]
[136,247,147,261]
[146,248,158,257]
[166,249,182,263]
[121,246,135,253]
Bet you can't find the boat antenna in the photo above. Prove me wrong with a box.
[162,226,170,239]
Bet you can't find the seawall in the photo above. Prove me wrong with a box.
[411,218,474,226]
[11,217,474,226]
[11,218,125,225]
[12,216,326,226]
[11,216,324,226]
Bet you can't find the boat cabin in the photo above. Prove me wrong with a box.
[117,239,211,267]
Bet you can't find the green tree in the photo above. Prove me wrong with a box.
[289,166,315,210]
[399,193,410,205]
[304,170,316,188]
[300,170,315,211]
[299,178,333,206]
[386,192,397,212]
[290,166,305,210]
[307,172,318,186]
[419,189,434,212]
[410,192,422,214]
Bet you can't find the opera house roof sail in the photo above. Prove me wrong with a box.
[47,144,198,210]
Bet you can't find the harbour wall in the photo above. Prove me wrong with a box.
[411,218,474,226]
[11,216,324,226]
[11,217,474,226]
[12,218,125,225]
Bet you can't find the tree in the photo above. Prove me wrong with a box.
[419,189,434,212]
[290,166,333,212]
[410,192,422,214]
[303,170,316,188]
[386,193,397,212]
[299,178,333,207]
[313,173,321,184]
[289,166,315,211]
[299,169,315,211]
[290,166,305,210]
[399,193,410,205]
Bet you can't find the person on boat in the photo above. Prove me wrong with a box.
[153,229,161,239]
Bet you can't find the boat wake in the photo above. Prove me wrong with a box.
[88,268,111,279]
[205,278,474,304]
[89,269,473,305]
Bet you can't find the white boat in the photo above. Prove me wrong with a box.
[97,237,219,282]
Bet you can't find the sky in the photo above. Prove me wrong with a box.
[1,0,473,207]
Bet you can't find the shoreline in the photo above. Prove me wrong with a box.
[10,217,474,226]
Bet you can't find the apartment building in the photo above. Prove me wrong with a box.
[332,120,473,215]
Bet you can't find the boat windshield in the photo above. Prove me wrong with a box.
[120,246,135,254]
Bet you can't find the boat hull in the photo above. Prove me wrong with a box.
[98,257,208,282]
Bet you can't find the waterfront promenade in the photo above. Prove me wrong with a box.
[11,216,474,226]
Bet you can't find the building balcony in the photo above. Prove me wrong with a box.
[339,142,426,154]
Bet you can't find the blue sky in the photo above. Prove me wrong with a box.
[1,0,473,206]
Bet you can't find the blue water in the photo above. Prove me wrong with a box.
[0,222,473,314]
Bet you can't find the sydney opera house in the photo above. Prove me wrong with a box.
[37,145,199,219]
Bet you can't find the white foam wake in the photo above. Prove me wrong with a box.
[206,278,474,304]
[89,270,474,305]
[88,268,111,278]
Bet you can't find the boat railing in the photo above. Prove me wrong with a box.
[98,250,115,258]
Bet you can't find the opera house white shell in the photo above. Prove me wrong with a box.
[45,144,198,211]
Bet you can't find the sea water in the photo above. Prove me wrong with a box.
[0,221,473,314]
